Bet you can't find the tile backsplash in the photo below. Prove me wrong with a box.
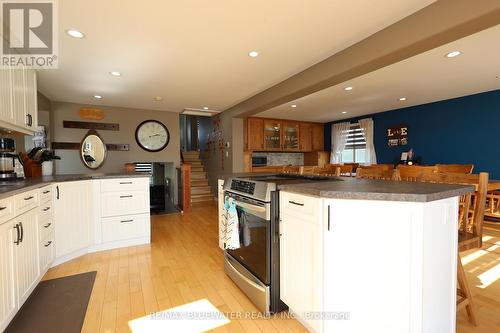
[253,152,304,166]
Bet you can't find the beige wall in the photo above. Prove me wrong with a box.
[51,101,180,175]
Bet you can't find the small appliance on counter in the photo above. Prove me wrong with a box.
[20,147,60,178]
[0,137,24,180]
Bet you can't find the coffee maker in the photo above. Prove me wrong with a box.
[0,138,24,180]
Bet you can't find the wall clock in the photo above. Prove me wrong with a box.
[135,120,170,152]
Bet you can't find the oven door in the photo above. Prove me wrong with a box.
[225,191,271,285]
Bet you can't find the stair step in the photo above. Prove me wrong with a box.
[191,172,207,179]
[191,180,209,186]
[191,186,212,195]
[191,166,205,172]
[191,194,214,202]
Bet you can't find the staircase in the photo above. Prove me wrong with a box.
[181,151,214,204]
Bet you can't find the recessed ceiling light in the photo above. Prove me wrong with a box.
[153,96,163,101]
[399,97,407,101]
[203,106,209,110]
[290,104,297,108]
[93,95,102,99]
[341,111,347,114]
[445,51,462,58]
[344,86,353,91]
[248,51,259,57]
[109,71,122,77]
[66,29,85,39]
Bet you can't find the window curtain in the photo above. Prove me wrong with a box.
[330,122,350,163]
[358,118,377,164]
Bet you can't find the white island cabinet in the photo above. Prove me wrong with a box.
[279,191,459,333]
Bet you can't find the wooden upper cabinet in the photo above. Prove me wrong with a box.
[263,119,282,151]
[299,123,312,152]
[282,122,300,151]
[312,123,324,151]
[245,118,264,150]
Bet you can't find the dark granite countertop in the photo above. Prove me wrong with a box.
[278,177,474,202]
[0,173,149,200]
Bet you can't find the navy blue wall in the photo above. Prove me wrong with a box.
[324,89,500,178]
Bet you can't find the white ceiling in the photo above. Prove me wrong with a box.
[257,24,500,123]
[37,0,435,112]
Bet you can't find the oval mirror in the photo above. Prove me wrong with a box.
[80,130,107,169]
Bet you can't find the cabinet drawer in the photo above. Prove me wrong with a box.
[0,197,14,224]
[280,191,321,219]
[38,218,53,241]
[101,190,149,217]
[38,201,53,222]
[39,186,52,203]
[14,189,39,215]
[39,232,55,273]
[101,214,149,243]
[100,178,149,192]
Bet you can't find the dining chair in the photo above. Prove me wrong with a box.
[299,166,319,175]
[326,164,353,177]
[282,166,300,174]
[355,167,394,180]
[393,165,437,181]
[435,164,474,174]
[418,171,489,326]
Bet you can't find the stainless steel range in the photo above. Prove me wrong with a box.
[222,173,336,314]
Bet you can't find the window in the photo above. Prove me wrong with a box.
[341,124,366,163]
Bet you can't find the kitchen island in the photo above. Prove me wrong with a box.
[277,178,473,333]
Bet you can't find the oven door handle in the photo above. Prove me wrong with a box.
[232,199,270,220]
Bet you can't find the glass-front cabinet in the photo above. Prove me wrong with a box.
[283,122,300,150]
[264,120,282,150]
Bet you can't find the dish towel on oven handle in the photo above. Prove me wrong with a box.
[223,195,240,250]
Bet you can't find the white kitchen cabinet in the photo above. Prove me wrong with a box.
[218,179,224,249]
[100,190,149,217]
[0,67,38,134]
[13,208,40,307]
[39,232,55,273]
[0,68,14,124]
[101,213,149,243]
[0,220,17,332]
[53,181,91,260]
[279,192,323,333]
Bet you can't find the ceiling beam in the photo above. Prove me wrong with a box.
[224,0,500,118]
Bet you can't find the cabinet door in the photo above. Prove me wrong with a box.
[282,122,300,151]
[280,193,322,333]
[311,123,324,151]
[263,120,282,150]
[299,123,312,152]
[54,181,91,258]
[246,118,264,151]
[14,210,40,307]
[24,69,37,129]
[0,68,15,125]
[12,67,28,129]
[0,220,17,331]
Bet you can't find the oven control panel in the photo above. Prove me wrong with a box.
[230,180,256,195]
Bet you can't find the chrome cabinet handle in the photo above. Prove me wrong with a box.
[120,195,133,198]
[0,206,6,211]
[13,224,20,245]
[327,205,331,231]
[120,219,134,223]
[119,182,133,184]
[56,185,59,199]
[24,196,34,201]
[43,190,50,194]
[288,201,304,206]
[43,207,51,211]
[44,241,52,247]
[19,222,23,243]
[44,223,51,228]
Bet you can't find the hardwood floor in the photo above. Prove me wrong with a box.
[42,203,500,333]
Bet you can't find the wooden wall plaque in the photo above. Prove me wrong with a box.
[63,121,119,131]
[387,124,408,147]
[79,108,105,120]
[52,142,130,151]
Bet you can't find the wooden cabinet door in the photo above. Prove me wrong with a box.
[299,123,312,152]
[282,122,300,151]
[0,68,15,125]
[54,181,91,258]
[246,118,264,150]
[24,69,37,130]
[264,119,282,151]
[312,123,325,151]
[0,220,17,331]
[14,209,40,308]
[12,67,28,129]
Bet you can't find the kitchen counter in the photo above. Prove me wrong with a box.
[279,177,474,202]
[0,173,149,199]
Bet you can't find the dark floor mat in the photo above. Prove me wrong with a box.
[6,271,97,333]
